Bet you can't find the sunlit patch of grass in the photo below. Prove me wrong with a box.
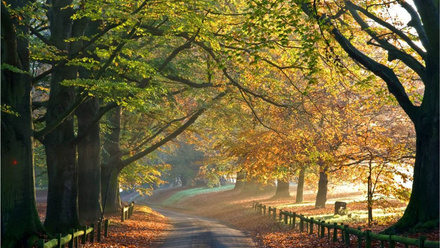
[162,185,234,206]
[310,207,406,224]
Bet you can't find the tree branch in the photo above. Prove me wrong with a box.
[119,91,227,169]
[345,1,426,81]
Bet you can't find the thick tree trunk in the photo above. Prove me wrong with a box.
[101,107,122,214]
[44,67,80,234]
[315,166,328,209]
[296,168,305,204]
[391,109,439,231]
[1,2,44,245]
[273,179,290,198]
[77,97,102,223]
[234,170,246,191]
[101,167,122,214]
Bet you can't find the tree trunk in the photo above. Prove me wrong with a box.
[101,107,122,214]
[296,168,305,204]
[234,170,246,191]
[44,66,81,233]
[101,167,122,214]
[44,2,82,233]
[390,109,439,231]
[315,166,328,209]
[77,97,102,223]
[273,178,290,198]
[1,2,44,245]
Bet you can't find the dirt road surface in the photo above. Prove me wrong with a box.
[154,208,256,248]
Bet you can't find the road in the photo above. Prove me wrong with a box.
[154,208,256,248]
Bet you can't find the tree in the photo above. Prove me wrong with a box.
[295,0,438,231]
[1,1,44,246]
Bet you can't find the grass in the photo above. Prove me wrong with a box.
[161,184,234,206]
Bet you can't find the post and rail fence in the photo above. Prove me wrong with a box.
[37,219,110,248]
[253,202,440,248]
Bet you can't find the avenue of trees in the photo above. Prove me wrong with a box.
[1,0,437,247]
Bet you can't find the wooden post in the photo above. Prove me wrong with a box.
[90,223,95,243]
[300,216,304,232]
[365,230,371,248]
[320,221,325,238]
[104,219,110,237]
[69,229,75,248]
[344,225,350,246]
[333,223,338,242]
[82,226,87,244]
[97,221,102,242]
[419,236,426,248]
[292,212,296,228]
[273,208,277,221]
[38,239,45,248]
[263,205,266,215]
[310,218,314,234]
[389,234,395,248]
[57,233,62,248]
[75,229,79,248]
[357,227,362,248]
[121,207,125,222]
[284,212,288,224]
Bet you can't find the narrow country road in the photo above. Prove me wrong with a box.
[154,208,256,248]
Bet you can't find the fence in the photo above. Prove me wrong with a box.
[121,201,135,222]
[253,202,440,248]
[37,219,110,248]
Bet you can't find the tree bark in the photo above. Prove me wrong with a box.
[44,0,82,234]
[101,107,122,214]
[315,166,328,209]
[1,1,44,246]
[234,170,246,191]
[296,168,305,204]
[77,97,102,223]
[390,100,439,231]
[44,66,81,233]
[273,178,290,198]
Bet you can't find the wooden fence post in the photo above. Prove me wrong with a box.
[365,230,371,248]
[90,223,95,243]
[292,212,296,228]
[300,216,304,232]
[284,212,288,225]
[104,219,110,237]
[357,227,362,248]
[333,223,338,242]
[57,233,62,248]
[309,218,314,234]
[320,221,325,238]
[97,221,102,242]
[82,226,87,244]
[344,225,350,246]
[419,236,426,248]
[69,229,75,248]
[389,234,395,248]
[273,208,277,221]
